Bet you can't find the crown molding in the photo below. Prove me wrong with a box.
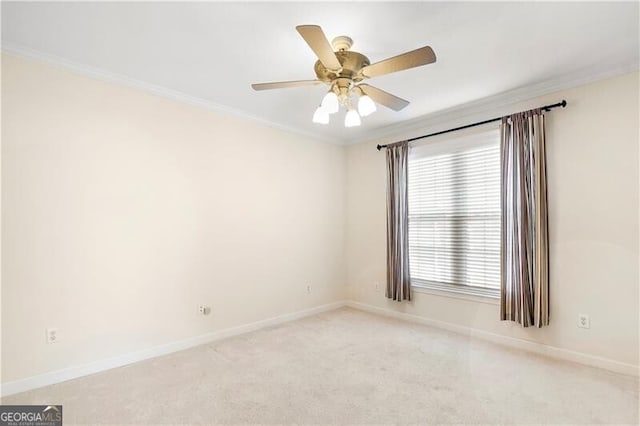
[345,60,640,145]
[3,42,637,148]
[1,42,340,145]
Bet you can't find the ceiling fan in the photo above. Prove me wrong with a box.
[251,25,437,127]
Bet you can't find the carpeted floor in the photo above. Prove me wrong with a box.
[2,307,638,424]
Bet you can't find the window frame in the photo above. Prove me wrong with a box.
[408,126,501,300]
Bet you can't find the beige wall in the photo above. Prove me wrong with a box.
[2,52,638,386]
[1,54,347,382]
[346,71,639,367]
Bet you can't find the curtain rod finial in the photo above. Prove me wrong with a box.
[561,100,567,107]
[377,144,382,151]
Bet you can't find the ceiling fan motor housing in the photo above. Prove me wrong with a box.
[314,50,370,84]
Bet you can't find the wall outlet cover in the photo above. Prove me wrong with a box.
[46,328,59,344]
[578,314,590,329]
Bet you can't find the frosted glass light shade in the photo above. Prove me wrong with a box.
[312,107,329,124]
[358,95,376,117]
[344,109,361,127]
[321,92,339,114]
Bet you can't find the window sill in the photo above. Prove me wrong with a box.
[411,281,499,305]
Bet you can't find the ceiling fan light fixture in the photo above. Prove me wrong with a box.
[321,91,339,114]
[358,94,377,117]
[252,25,436,127]
[312,106,330,124]
[345,109,361,128]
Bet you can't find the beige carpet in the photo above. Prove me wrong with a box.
[2,307,638,424]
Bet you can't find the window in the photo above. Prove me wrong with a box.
[408,129,500,298]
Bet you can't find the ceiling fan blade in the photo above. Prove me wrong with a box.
[358,84,410,111]
[251,80,324,91]
[296,25,342,72]
[360,46,436,79]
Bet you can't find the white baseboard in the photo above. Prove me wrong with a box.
[3,299,636,397]
[1,301,347,397]
[346,301,639,377]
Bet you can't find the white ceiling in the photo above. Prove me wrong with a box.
[2,2,639,143]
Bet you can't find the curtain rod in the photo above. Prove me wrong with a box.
[376,100,567,151]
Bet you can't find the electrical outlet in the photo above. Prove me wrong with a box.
[578,314,590,329]
[198,305,211,315]
[46,328,59,344]
[306,283,312,294]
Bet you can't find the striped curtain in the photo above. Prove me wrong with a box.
[500,109,549,327]
[385,141,411,302]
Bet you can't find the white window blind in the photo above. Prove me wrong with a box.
[408,129,501,296]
